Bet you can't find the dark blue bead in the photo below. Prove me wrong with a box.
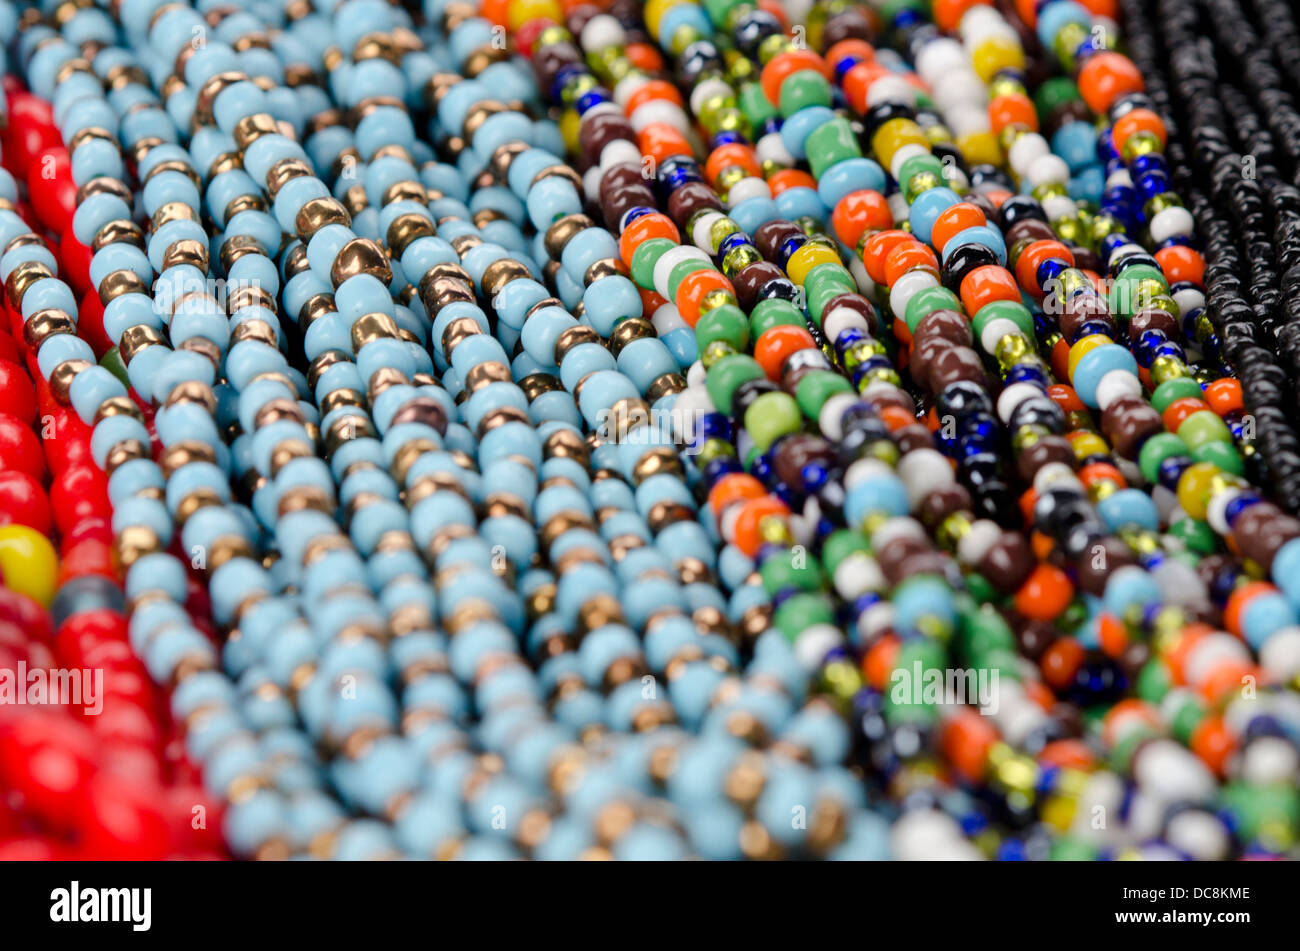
[1157,454,1192,489]
[1224,493,1261,527]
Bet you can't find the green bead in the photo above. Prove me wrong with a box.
[760,549,823,596]
[1168,516,1218,555]
[820,529,870,574]
[805,117,862,180]
[1050,838,1098,861]
[1191,439,1244,476]
[666,257,714,299]
[773,591,835,643]
[100,347,130,388]
[1034,77,1081,124]
[1137,431,1189,483]
[1135,658,1171,704]
[1177,409,1232,451]
[706,353,764,415]
[1150,376,1203,413]
[778,69,832,118]
[959,604,1016,658]
[962,570,996,606]
[629,237,676,290]
[750,298,804,336]
[795,370,853,419]
[904,286,961,333]
[972,299,1035,340]
[695,303,750,352]
[744,390,803,453]
[1170,693,1207,745]
[805,264,856,324]
[897,153,945,191]
[739,81,778,127]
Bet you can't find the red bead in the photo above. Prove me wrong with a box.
[0,469,53,535]
[76,287,113,357]
[0,412,44,481]
[0,359,37,425]
[76,772,170,860]
[50,464,111,535]
[26,145,77,232]
[0,91,61,178]
[0,712,99,833]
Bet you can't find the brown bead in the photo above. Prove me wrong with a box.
[893,422,934,454]
[1016,435,1076,483]
[732,261,786,310]
[601,185,656,231]
[1128,307,1179,342]
[1005,218,1056,249]
[908,335,956,394]
[1232,504,1300,571]
[821,9,875,49]
[579,112,636,163]
[876,535,931,586]
[978,532,1036,594]
[864,385,915,417]
[916,483,972,529]
[1100,395,1164,458]
[927,345,987,392]
[1013,616,1057,660]
[1075,535,1135,597]
[1058,291,1113,339]
[896,550,954,583]
[754,220,802,262]
[772,434,835,488]
[667,181,722,229]
[912,308,972,347]
[821,293,879,336]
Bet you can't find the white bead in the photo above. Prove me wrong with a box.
[818,392,859,441]
[629,100,689,135]
[822,304,870,342]
[1008,132,1050,177]
[931,73,988,113]
[892,810,984,861]
[870,516,927,551]
[685,361,707,386]
[1166,810,1230,861]
[857,601,894,643]
[844,458,894,490]
[726,176,771,205]
[1095,368,1142,411]
[1260,626,1300,681]
[1134,739,1216,804]
[794,623,844,671]
[833,551,884,599]
[598,139,641,173]
[580,14,625,51]
[944,103,991,138]
[1152,558,1209,608]
[755,132,795,169]
[582,164,603,202]
[888,142,930,181]
[1105,167,1133,189]
[672,384,712,437]
[1205,487,1240,536]
[652,245,710,299]
[896,448,955,507]
[848,254,876,296]
[1149,205,1196,244]
[1184,633,1249,689]
[1070,771,1124,841]
[998,692,1049,747]
[981,317,1025,356]
[887,189,910,225]
[689,78,733,116]
[1033,461,1082,494]
[650,302,686,335]
[957,519,1001,565]
[612,75,649,109]
[1173,285,1205,314]
[866,75,916,108]
[1242,736,1299,785]
[995,382,1041,423]
[889,268,939,319]
[1041,194,1078,222]
[691,211,726,250]
[916,38,965,85]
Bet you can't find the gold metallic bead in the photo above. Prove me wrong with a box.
[226,283,277,315]
[330,237,392,289]
[462,360,511,394]
[295,196,352,242]
[232,112,279,150]
[439,315,483,359]
[264,156,313,200]
[543,214,595,260]
[94,394,145,426]
[162,238,209,272]
[47,359,91,404]
[631,446,682,485]
[608,316,655,356]
[480,258,531,299]
[218,233,265,272]
[21,308,77,349]
[151,201,199,230]
[90,218,146,253]
[645,372,686,403]
[5,260,54,307]
[115,524,164,571]
[297,292,337,331]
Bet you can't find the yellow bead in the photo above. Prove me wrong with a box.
[644,0,689,37]
[507,0,564,32]
[1176,462,1222,521]
[0,525,59,608]
[971,36,1025,83]
[871,118,927,172]
[1067,333,1112,380]
[559,109,581,155]
[956,131,1002,167]
[786,243,842,285]
[1070,431,1109,460]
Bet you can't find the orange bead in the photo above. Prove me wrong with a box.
[1014,563,1074,621]
[618,212,678,266]
[1200,659,1255,705]
[1077,52,1145,115]
[940,708,998,783]
[479,0,509,26]
[708,472,766,516]
[1040,636,1085,690]
[1204,378,1244,416]
[842,60,890,112]
[1112,107,1167,152]
[1154,244,1205,285]
[732,495,790,557]
[877,404,916,432]
[1098,612,1129,658]
[1038,739,1095,771]
[824,39,875,67]
[1030,529,1055,562]
[705,142,761,184]
[1190,714,1235,776]
[861,229,913,284]
[1014,0,1039,26]
[760,50,830,105]
[639,288,668,313]
[1014,239,1074,294]
[1078,461,1126,490]
[624,79,684,117]
[674,268,734,327]
[933,0,988,31]
[1224,581,1277,639]
[1161,395,1209,434]
[1080,0,1118,14]
[960,264,1020,315]
[1102,699,1162,748]
[862,633,900,690]
[930,202,986,255]
[832,189,892,248]
[1048,384,1086,413]
[756,0,789,28]
[988,93,1038,134]
[883,239,939,286]
[638,122,693,167]
[625,42,664,73]
[1018,487,1037,526]
[768,168,818,195]
[1162,623,1214,685]
[754,324,817,379]
[1023,678,1056,712]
